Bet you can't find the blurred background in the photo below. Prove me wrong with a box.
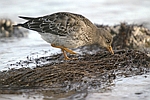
[0,0,150,70]
[0,0,150,25]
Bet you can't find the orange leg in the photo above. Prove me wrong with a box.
[51,44,76,60]
[63,48,76,54]
[61,49,70,60]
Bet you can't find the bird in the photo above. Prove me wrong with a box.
[14,12,114,60]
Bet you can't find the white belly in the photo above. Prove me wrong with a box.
[40,33,86,49]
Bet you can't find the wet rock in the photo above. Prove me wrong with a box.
[0,18,28,37]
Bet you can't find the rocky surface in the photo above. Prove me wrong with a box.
[0,19,28,37]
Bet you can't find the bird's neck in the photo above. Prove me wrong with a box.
[92,28,103,44]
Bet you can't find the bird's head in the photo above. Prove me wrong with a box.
[96,28,114,54]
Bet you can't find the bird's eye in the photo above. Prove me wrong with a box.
[106,39,111,43]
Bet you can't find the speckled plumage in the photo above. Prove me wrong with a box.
[15,12,114,59]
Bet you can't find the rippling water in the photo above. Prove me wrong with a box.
[0,0,150,100]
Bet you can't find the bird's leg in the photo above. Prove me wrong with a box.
[51,44,76,60]
[61,49,70,60]
[63,48,77,54]
[51,44,76,54]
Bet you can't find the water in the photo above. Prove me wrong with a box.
[0,32,61,70]
[0,0,150,100]
[86,73,150,100]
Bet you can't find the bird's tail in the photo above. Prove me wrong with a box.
[13,16,35,28]
[19,16,34,20]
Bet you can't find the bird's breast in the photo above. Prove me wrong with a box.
[39,31,92,49]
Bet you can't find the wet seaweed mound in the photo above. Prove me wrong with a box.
[0,49,149,92]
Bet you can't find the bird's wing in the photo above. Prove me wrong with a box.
[17,12,88,36]
[70,13,95,28]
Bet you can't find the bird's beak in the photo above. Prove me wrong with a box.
[107,46,114,54]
